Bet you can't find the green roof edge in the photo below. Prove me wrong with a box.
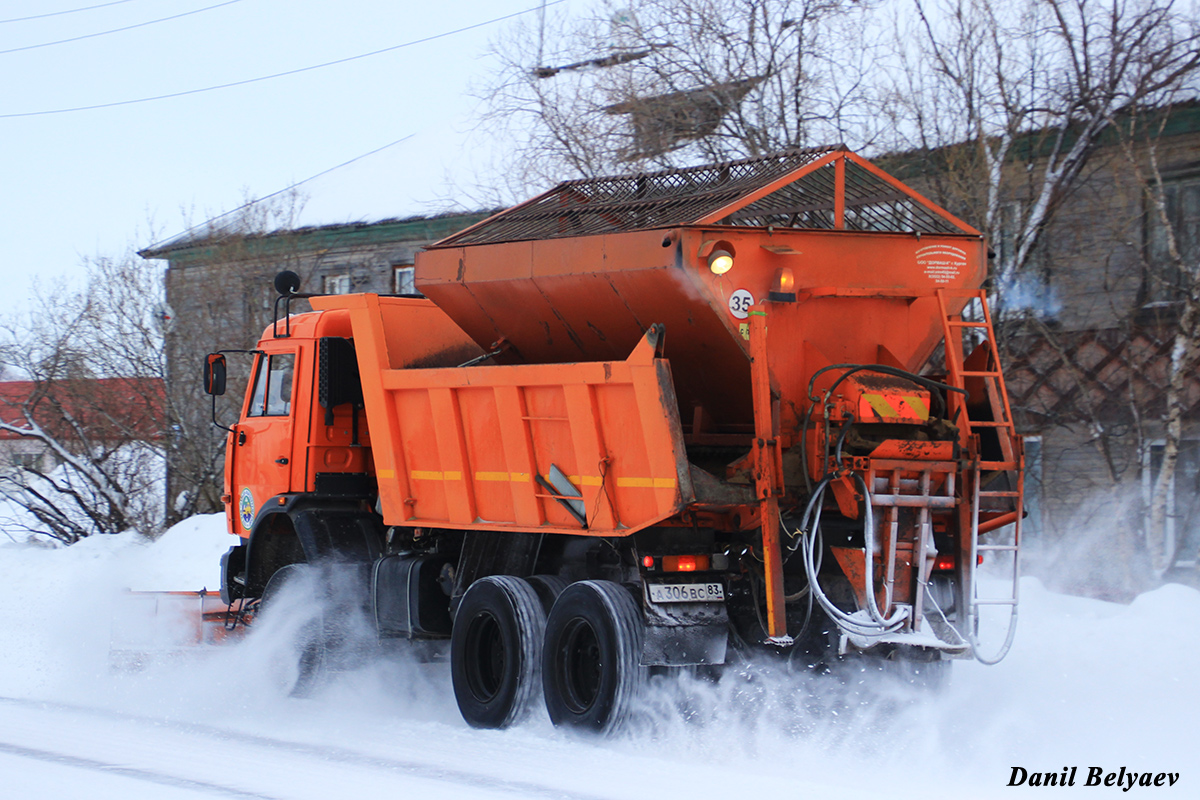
[139,211,493,263]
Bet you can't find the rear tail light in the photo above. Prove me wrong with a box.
[933,554,984,571]
[642,554,724,572]
[663,555,710,572]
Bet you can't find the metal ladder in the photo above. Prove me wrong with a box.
[869,463,957,632]
[936,288,1024,664]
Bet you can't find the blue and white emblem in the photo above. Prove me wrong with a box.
[238,488,255,531]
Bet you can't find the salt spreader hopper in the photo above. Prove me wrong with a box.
[412,146,1023,660]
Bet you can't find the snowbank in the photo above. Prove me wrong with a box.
[0,515,231,697]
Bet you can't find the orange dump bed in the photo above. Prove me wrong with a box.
[313,294,693,536]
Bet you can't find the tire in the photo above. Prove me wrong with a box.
[258,563,326,697]
[259,561,371,697]
[542,580,646,734]
[525,574,569,616]
[451,576,547,729]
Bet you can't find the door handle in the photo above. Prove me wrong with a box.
[275,457,289,465]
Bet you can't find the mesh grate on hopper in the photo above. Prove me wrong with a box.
[436,147,966,247]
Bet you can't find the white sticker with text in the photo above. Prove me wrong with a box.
[917,244,967,284]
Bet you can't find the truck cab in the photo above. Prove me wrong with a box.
[212,297,481,600]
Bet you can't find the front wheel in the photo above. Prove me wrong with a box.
[450,576,547,729]
[257,561,371,697]
[258,563,326,697]
[542,580,645,734]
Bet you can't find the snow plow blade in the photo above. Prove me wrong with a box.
[110,590,245,668]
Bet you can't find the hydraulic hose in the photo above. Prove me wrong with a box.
[792,469,907,638]
[788,364,948,640]
[852,472,906,628]
[806,363,967,418]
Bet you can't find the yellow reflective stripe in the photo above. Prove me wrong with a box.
[902,395,930,420]
[559,474,602,487]
[437,472,680,488]
[475,471,534,482]
[475,471,510,482]
[863,393,896,418]
[378,469,395,479]
[411,470,462,481]
[616,477,678,489]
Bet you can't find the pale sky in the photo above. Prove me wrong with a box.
[1,0,565,297]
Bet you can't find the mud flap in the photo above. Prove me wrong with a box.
[290,507,384,563]
[639,590,728,667]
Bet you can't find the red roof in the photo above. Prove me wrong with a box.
[0,377,165,442]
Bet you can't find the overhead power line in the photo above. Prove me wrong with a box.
[0,0,242,56]
[149,132,416,250]
[0,0,568,119]
[0,0,139,25]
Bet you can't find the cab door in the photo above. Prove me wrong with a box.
[228,348,299,537]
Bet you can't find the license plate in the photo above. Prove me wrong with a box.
[647,582,725,603]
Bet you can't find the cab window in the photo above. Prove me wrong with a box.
[247,353,295,417]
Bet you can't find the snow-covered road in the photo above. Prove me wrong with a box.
[1,516,1195,798]
[0,695,621,800]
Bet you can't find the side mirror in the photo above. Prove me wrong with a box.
[204,353,227,396]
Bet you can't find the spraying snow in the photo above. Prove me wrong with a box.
[0,515,1194,798]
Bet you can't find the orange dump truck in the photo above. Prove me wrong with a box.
[205,147,1022,731]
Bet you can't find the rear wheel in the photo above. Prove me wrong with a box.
[525,574,569,616]
[542,580,645,733]
[451,576,547,729]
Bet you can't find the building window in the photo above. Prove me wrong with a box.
[995,201,1054,317]
[1023,436,1043,541]
[10,451,41,471]
[323,273,351,295]
[1144,175,1200,306]
[1143,440,1200,569]
[995,201,1023,270]
[393,265,418,295]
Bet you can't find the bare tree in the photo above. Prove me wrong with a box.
[0,255,168,543]
[1108,105,1200,572]
[880,0,1200,593]
[150,191,309,524]
[0,191,311,544]
[475,0,880,194]
[891,0,1200,304]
